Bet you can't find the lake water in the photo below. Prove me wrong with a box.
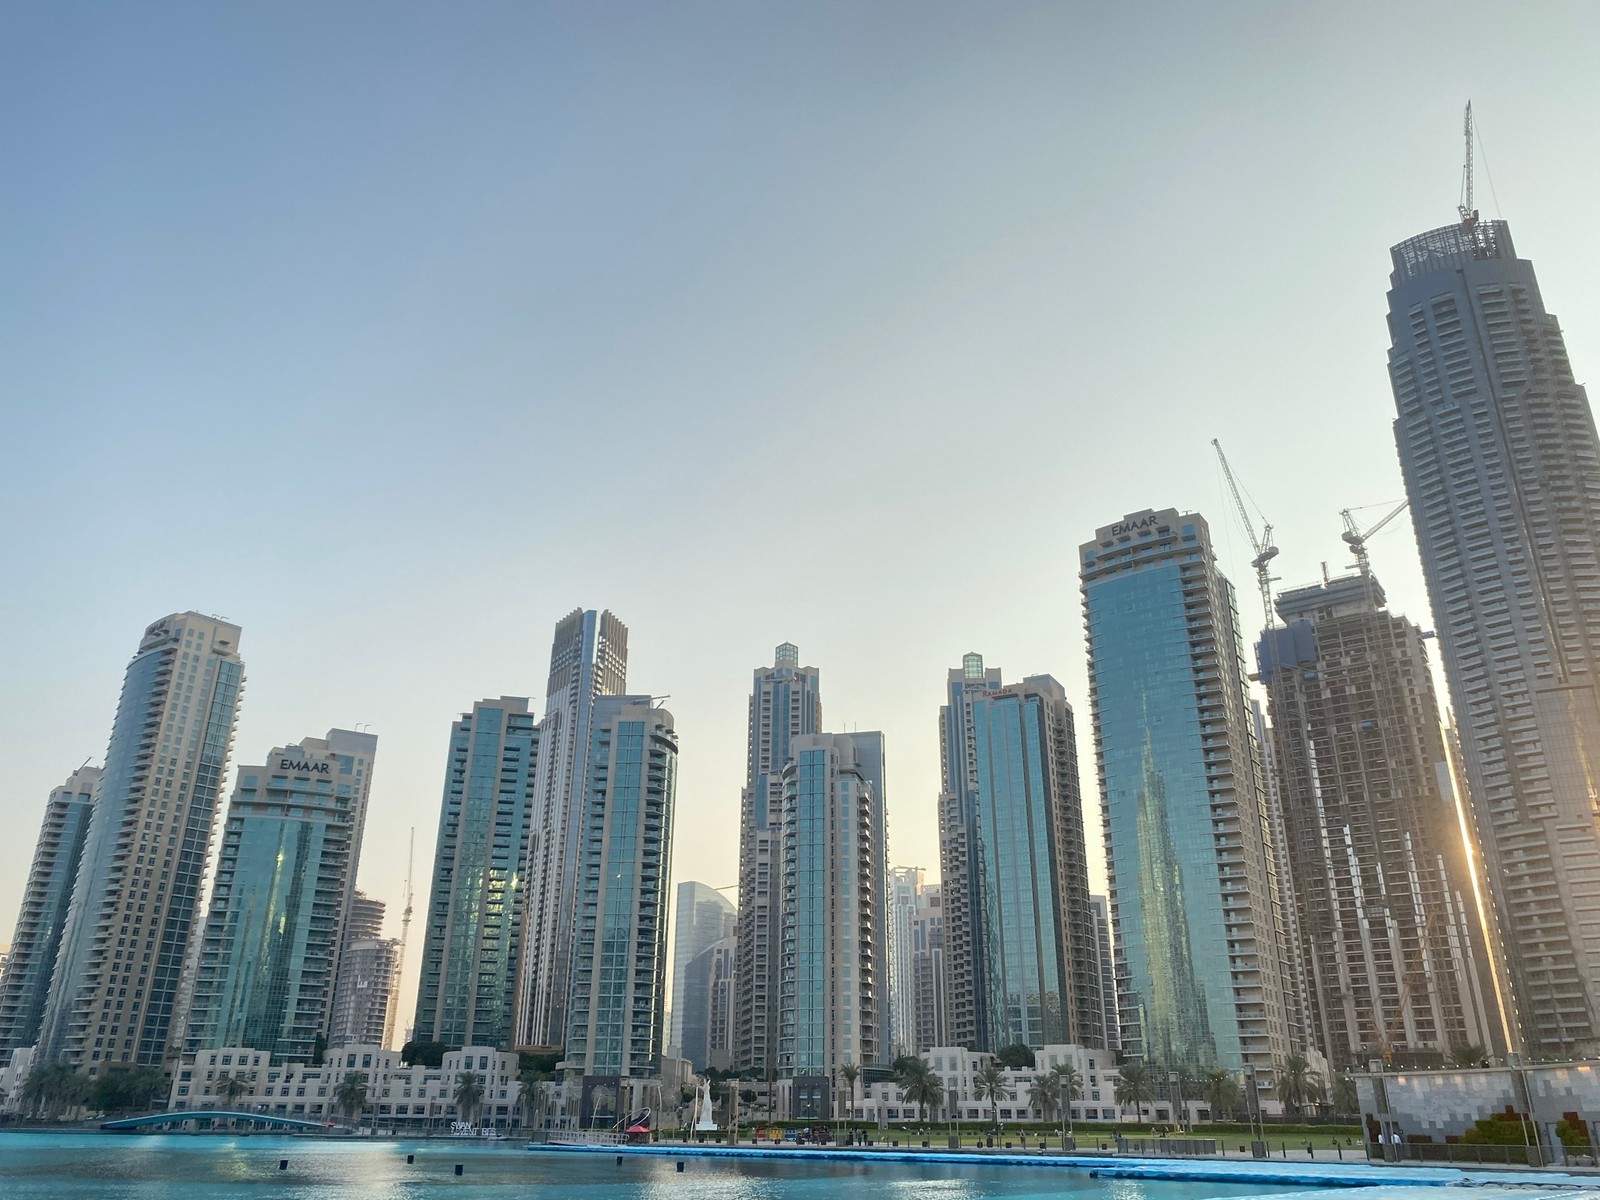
[0,1133,1307,1200]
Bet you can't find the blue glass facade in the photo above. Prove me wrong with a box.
[413,699,538,1049]
[1083,511,1292,1080]
[185,730,376,1062]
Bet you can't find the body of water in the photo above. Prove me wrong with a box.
[0,1133,1309,1200]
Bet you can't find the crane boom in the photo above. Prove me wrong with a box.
[1459,101,1476,226]
[1340,500,1409,578]
[1212,438,1280,626]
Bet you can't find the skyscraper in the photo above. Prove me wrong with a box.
[563,698,678,1079]
[678,936,736,1072]
[778,732,889,1078]
[734,643,822,1076]
[517,610,627,1051]
[37,612,244,1074]
[1258,573,1500,1069]
[937,658,1101,1051]
[1386,212,1600,1057]
[669,882,736,1060]
[888,867,923,1059]
[329,892,398,1049]
[413,698,538,1049]
[183,730,378,1061]
[1089,894,1119,1056]
[910,882,946,1054]
[0,765,100,1052]
[1082,511,1293,1089]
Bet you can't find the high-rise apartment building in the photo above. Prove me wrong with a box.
[888,867,924,1059]
[37,613,244,1074]
[183,730,378,1062]
[1082,511,1293,1088]
[910,883,946,1054]
[413,698,538,1049]
[735,643,822,1076]
[937,657,1102,1051]
[329,892,397,1049]
[0,766,100,1052]
[1386,214,1600,1057]
[1089,894,1119,1056]
[669,882,736,1061]
[563,698,678,1079]
[517,610,627,1051]
[678,936,735,1072]
[778,732,890,1078]
[1258,573,1500,1069]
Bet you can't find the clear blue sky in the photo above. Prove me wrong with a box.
[4,2,1599,1021]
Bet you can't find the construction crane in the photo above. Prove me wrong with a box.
[1340,500,1409,578]
[1459,101,1477,227]
[1212,438,1280,626]
[384,827,415,1051]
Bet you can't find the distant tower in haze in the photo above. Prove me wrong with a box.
[562,697,678,1079]
[516,610,627,1051]
[887,867,924,1059]
[0,765,100,1052]
[413,698,538,1049]
[670,882,736,1066]
[36,612,244,1074]
[1258,573,1501,1069]
[734,643,821,1076]
[1386,202,1600,1056]
[937,656,1101,1050]
[1082,511,1293,1090]
[184,729,378,1062]
[329,893,398,1049]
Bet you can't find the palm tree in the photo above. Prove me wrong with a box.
[1114,1062,1155,1124]
[1028,1070,1061,1125]
[334,1072,369,1126]
[218,1073,250,1109]
[517,1065,550,1130]
[838,1063,859,1124]
[1451,1043,1488,1068]
[1331,1073,1358,1115]
[1052,1062,1082,1141]
[21,1064,89,1120]
[973,1062,1008,1131]
[902,1069,945,1123]
[1276,1055,1324,1116]
[454,1071,485,1126]
[1203,1069,1239,1121]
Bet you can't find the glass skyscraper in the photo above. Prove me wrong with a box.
[1082,510,1293,1091]
[563,697,678,1079]
[937,658,1101,1051]
[517,609,627,1051]
[37,612,244,1075]
[1386,215,1600,1057]
[735,643,822,1076]
[183,729,378,1061]
[669,881,736,1066]
[778,731,889,1077]
[413,698,538,1049]
[0,765,100,1052]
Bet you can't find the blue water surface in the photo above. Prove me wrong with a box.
[0,1133,1299,1200]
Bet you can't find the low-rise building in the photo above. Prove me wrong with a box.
[169,1045,524,1129]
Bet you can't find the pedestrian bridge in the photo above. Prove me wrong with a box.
[101,1111,337,1132]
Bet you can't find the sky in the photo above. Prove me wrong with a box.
[4,2,1600,1034]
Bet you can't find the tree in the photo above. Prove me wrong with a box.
[334,1072,369,1125]
[1203,1069,1240,1121]
[218,1073,250,1109]
[123,1066,168,1113]
[838,1063,859,1122]
[1331,1073,1359,1115]
[996,1043,1036,1070]
[974,1062,1008,1130]
[1028,1070,1060,1123]
[1452,1043,1489,1068]
[21,1064,89,1120]
[1114,1062,1155,1123]
[1052,1062,1082,1139]
[1276,1055,1324,1117]
[902,1069,945,1122]
[400,1041,453,1068]
[891,1054,923,1078]
[454,1071,485,1125]
[517,1062,551,1130]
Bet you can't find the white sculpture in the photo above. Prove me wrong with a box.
[694,1078,717,1131]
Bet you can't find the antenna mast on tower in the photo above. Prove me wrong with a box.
[1459,101,1478,227]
